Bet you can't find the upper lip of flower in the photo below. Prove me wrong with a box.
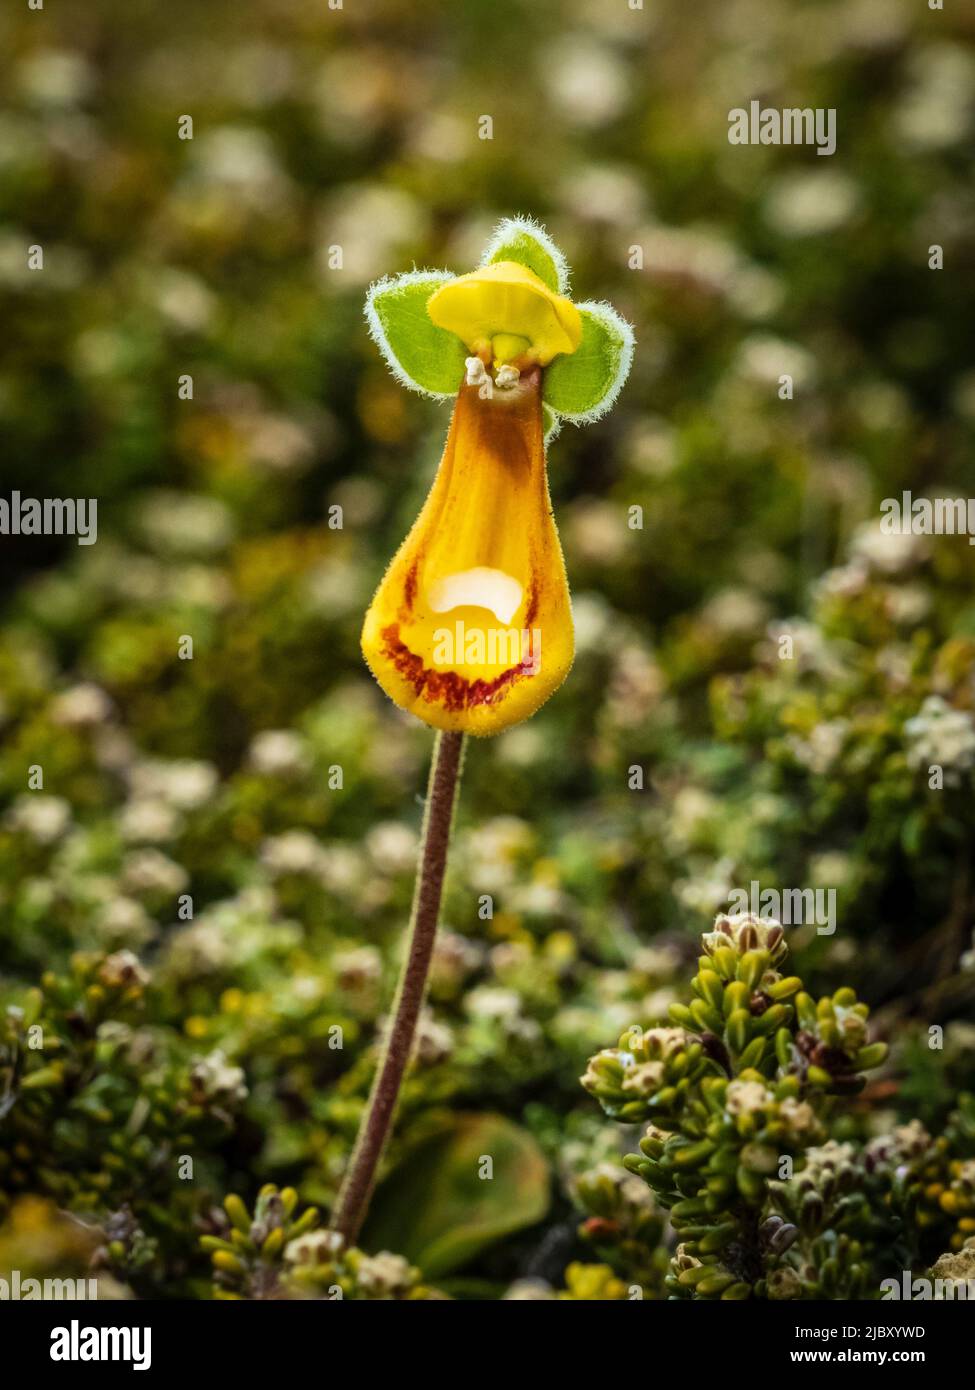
[425,260,583,367]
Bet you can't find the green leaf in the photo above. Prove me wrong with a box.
[542,301,635,423]
[480,216,569,295]
[361,1113,550,1278]
[364,271,467,398]
[542,403,562,445]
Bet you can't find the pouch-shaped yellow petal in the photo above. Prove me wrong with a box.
[361,369,574,735]
[426,262,582,367]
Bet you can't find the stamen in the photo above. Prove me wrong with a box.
[465,356,489,387]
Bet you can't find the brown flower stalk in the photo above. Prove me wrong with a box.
[330,729,465,1244]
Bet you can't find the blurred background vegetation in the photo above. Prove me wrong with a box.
[1,0,974,1298]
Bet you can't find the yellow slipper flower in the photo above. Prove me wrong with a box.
[362,364,572,735]
[361,217,634,736]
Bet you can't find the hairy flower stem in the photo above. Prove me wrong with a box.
[331,729,466,1245]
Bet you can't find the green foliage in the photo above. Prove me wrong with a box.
[542,303,634,422]
[582,915,975,1299]
[362,1113,550,1278]
[0,1196,129,1299]
[0,953,241,1214]
[201,1184,438,1300]
[365,273,468,398]
[481,217,568,295]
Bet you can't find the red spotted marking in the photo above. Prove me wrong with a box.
[380,624,534,711]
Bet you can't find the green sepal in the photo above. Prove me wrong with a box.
[542,301,635,423]
[364,270,467,399]
[542,403,562,446]
[480,215,569,294]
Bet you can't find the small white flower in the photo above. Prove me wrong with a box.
[97,896,155,948]
[50,683,113,728]
[333,945,382,990]
[849,521,927,575]
[259,831,325,877]
[813,560,869,601]
[119,798,179,844]
[284,1229,344,1266]
[413,1012,454,1066]
[431,930,483,986]
[190,1049,247,1104]
[5,795,71,844]
[726,1080,773,1118]
[905,696,975,785]
[786,719,849,775]
[675,858,736,917]
[121,849,188,897]
[764,170,859,237]
[318,844,364,894]
[365,821,418,874]
[96,950,150,989]
[464,986,522,1020]
[622,1060,666,1094]
[353,1251,414,1296]
[779,1097,818,1139]
[248,729,310,777]
[130,759,219,811]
